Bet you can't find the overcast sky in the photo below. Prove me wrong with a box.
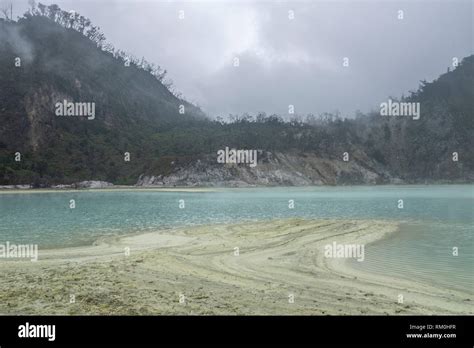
[13,0,473,118]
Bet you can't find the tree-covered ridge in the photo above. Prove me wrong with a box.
[23,2,174,90]
[0,5,204,186]
[0,4,472,186]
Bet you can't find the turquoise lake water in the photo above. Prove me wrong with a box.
[0,185,472,291]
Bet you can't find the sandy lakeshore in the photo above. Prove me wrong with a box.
[0,186,216,194]
[0,219,472,315]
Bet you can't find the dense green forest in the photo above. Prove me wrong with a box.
[0,4,472,186]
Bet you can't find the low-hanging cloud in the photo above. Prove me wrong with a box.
[0,23,34,64]
[12,0,473,118]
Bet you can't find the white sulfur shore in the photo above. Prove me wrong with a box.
[0,219,471,315]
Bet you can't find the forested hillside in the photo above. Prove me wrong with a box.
[0,4,472,186]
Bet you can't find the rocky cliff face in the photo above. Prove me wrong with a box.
[136,151,397,187]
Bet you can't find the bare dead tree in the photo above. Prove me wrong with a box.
[0,6,9,20]
[0,0,12,20]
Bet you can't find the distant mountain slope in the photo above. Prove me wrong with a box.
[0,12,205,185]
[0,5,472,187]
[359,56,474,181]
[140,57,473,186]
